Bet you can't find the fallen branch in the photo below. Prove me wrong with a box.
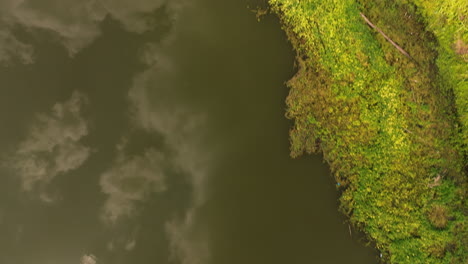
[428,169,446,188]
[360,13,412,59]
[428,174,442,188]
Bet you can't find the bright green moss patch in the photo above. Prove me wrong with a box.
[268,0,467,263]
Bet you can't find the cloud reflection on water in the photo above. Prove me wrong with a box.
[2,1,211,262]
[126,41,212,264]
[8,91,90,202]
[0,0,185,64]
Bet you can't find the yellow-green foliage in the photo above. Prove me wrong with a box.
[408,0,468,149]
[269,0,467,263]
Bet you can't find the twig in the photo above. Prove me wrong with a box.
[428,169,446,188]
[359,13,412,60]
[428,174,442,188]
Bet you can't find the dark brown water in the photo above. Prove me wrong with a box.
[0,0,377,263]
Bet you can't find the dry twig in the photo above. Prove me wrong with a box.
[360,13,412,59]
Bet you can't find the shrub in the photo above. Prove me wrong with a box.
[428,205,449,229]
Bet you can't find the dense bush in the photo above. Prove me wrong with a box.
[268,0,467,263]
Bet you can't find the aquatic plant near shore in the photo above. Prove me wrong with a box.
[269,0,467,263]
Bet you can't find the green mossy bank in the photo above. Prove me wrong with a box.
[267,0,467,263]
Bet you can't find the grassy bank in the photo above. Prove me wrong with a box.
[268,0,467,263]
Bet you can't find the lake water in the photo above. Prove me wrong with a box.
[0,0,377,263]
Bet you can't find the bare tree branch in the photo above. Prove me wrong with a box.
[360,12,412,59]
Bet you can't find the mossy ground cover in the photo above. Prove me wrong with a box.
[268,0,467,263]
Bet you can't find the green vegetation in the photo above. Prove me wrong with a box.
[428,205,449,229]
[268,0,467,263]
[409,0,468,149]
